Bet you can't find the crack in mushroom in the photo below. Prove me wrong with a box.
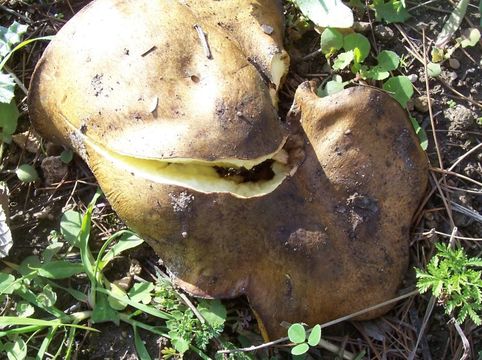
[78,130,302,198]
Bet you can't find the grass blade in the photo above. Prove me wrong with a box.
[46,279,88,302]
[97,287,173,320]
[79,190,101,284]
[133,325,153,360]
[435,0,470,47]
[0,325,43,337]
[63,326,77,360]
[0,316,98,332]
[99,231,144,270]
[36,260,84,279]
[0,36,54,70]
[36,325,58,360]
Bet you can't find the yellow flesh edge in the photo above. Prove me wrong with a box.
[269,53,289,107]
[82,134,289,199]
[271,52,289,90]
[59,52,290,198]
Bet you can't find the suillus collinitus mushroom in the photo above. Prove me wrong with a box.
[28,0,428,339]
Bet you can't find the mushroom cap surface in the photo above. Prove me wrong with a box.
[29,0,288,162]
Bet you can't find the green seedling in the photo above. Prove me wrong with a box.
[363,50,400,80]
[416,242,482,325]
[446,99,457,108]
[320,29,412,97]
[330,32,371,73]
[318,27,426,149]
[60,149,74,164]
[317,75,348,97]
[320,28,343,57]
[459,28,481,48]
[432,27,480,65]
[409,116,428,151]
[287,323,322,356]
[371,0,410,24]
[382,75,413,108]
[427,62,442,78]
[15,164,39,183]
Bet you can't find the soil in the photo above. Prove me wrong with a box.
[1,1,481,359]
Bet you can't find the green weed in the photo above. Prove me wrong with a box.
[287,323,321,356]
[0,21,52,181]
[287,1,430,151]
[0,22,51,146]
[416,243,482,325]
[0,190,229,359]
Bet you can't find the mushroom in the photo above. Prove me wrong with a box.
[28,0,428,339]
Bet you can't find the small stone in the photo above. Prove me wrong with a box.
[448,71,458,81]
[129,259,142,276]
[344,129,352,135]
[445,104,477,139]
[113,276,132,291]
[353,22,370,33]
[41,156,68,185]
[414,96,429,113]
[260,24,273,35]
[407,74,418,83]
[374,25,394,42]
[33,206,54,220]
[12,131,41,154]
[448,58,460,70]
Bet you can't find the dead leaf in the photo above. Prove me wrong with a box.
[12,130,41,154]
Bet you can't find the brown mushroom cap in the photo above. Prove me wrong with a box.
[28,0,428,340]
[183,0,290,97]
[29,0,287,162]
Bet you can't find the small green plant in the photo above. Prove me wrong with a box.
[447,99,457,108]
[370,0,410,23]
[416,242,482,325]
[154,277,227,355]
[0,190,226,359]
[409,116,428,151]
[316,26,430,150]
[15,163,39,183]
[435,0,471,47]
[287,323,321,356]
[432,26,480,67]
[0,22,51,145]
[0,21,52,177]
[318,28,414,108]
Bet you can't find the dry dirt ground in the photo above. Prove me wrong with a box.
[0,0,481,359]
